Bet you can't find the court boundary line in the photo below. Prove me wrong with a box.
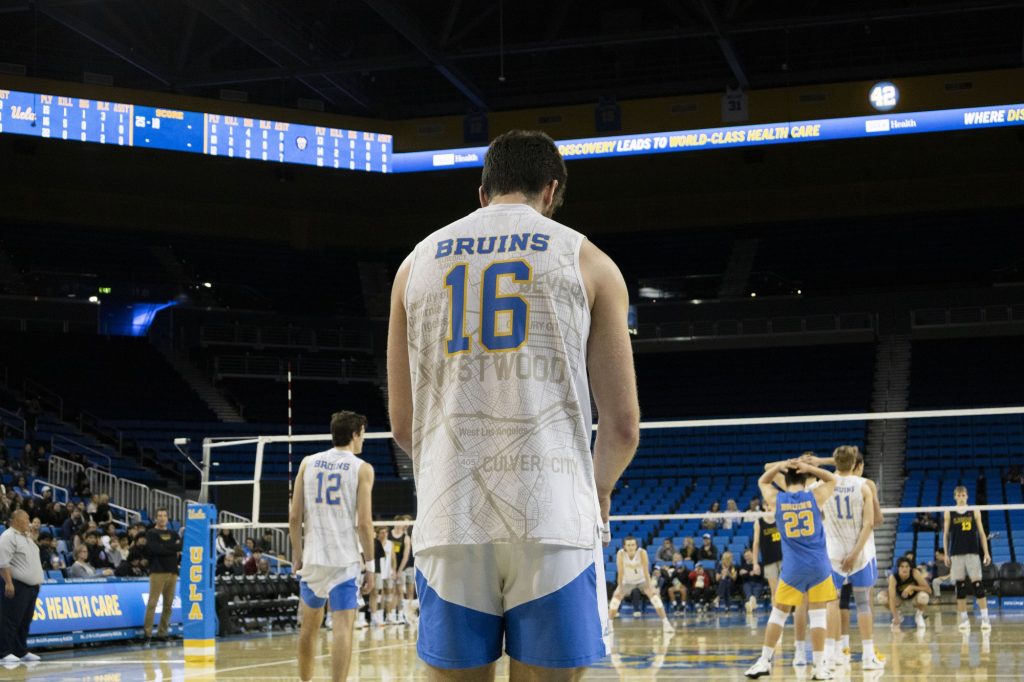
[189,640,414,678]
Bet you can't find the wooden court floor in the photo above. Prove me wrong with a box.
[5,607,1024,681]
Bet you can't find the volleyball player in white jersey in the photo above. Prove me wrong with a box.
[607,537,675,633]
[289,411,375,682]
[814,446,883,671]
[388,130,639,681]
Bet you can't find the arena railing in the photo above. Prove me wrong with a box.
[50,434,112,471]
[31,478,68,503]
[47,455,84,494]
[0,407,26,438]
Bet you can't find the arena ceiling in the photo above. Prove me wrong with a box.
[0,0,1022,119]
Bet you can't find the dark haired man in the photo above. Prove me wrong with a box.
[388,130,639,680]
[746,459,837,680]
[289,410,374,682]
[143,509,181,643]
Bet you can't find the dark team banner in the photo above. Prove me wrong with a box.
[0,88,392,172]
[28,577,182,635]
[390,102,1024,173]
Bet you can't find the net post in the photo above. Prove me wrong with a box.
[199,438,211,504]
[287,362,293,498]
[252,436,265,525]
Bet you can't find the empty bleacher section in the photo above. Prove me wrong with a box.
[749,213,1024,296]
[634,343,875,419]
[901,337,1024,567]
[910,337,1024,409]
[0,332,215,423]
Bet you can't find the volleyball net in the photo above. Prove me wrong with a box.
[196,405,1024,573]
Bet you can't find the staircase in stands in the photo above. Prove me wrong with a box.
[159,348,245,423]
[865,334,912,581]
[717,238,760,298]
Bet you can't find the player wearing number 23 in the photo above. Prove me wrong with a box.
[773,478,837,607]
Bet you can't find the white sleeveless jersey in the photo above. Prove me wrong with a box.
[301,448,365,568]
[404,203,597,552]
[821,475,876,570]
[620,550,646,585]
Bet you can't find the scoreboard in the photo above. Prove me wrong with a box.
[2,85,1022,175]
[0,88,392,173]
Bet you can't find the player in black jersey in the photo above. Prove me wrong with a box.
[943,485,992,632]
[877,557,930,629]
[751,506,782,608]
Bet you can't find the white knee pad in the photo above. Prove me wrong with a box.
[854,588,873,615]
[808,608,827,631]
[768,607,790,628]
[875,591,889,606]
[914,592,930,607]
[649,593,664,610]
[609,596,622,611]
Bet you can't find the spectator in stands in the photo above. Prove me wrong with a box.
[738,548,765,611]
[27,518,40,543]
[244,549,263,576]
[688,563,715,612]
[930,548,954,599]
[61,508,84,541]
[257,558,271,577]
[1005,465,1023,484]
[19,396,41,440]
[216,552,243,577]
[68,546,113,578]
[114,549,146,577]
[656,538,677,563]
[679,536,698,561]
[257,530,275,554]
[21,498,39,525]
[33,446,47,478]
[72,472,91,500]
[91,495,113,526]
[722,499,740,530]
[84,530,110,569]
[38,486,52,506]
[715,551,738,608]
[242,538,256,557]
[106,533,127,568]
[11,476,29,498]
[19,444,34,474]
[0,509,45,663]
[100,523,119,552]
[215,529,237,557]
[702,501,723,530]
[699,533,719,562]
[37,533,61,572]
[49,502,67,527]
[913,512,940,533]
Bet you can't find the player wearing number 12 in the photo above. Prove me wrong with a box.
[746,459,838,681]
[388,130,639,680]
[289,411,376,682]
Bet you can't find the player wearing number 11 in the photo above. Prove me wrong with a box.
[746,459,838,680]
[289,411,375,682]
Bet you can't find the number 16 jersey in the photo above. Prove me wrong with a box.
[403,203,598,553]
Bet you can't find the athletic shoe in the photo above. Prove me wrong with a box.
[862,655,886,670]
[958,619,971,633]
[811,666,835,680]
[744,658,772,678]
[354,616,367,630]
[631,609,642,618]
[833,649,849,666]
[662,619,675,634]
[915,613,927,629]
[746,596,758,613]
[792,649,809,667]
[1,654,21,664]
[20,653,40,662]
[371,612,384,627]
[980,619,992,632]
